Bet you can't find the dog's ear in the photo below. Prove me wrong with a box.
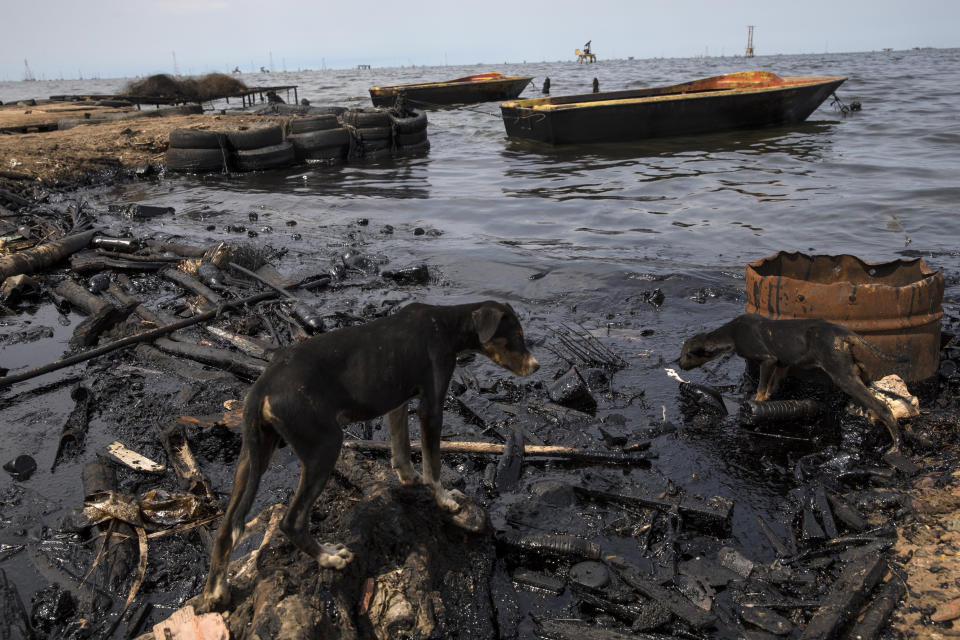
[472,305,505,343]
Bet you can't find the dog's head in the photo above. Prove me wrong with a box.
[678,333,729,370]
[472,302,539,376]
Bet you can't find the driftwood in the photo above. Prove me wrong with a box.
[55,279,109,315]
[70,253,170,273]
[205,325,273,360]
[70,301,137,348]
[343,439,653,465]
[55,279,136,347]
[161,267,222,308]
[0,277,329,389]
[0,229,97,280]
[153,337,266,379]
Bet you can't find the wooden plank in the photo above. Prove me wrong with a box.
[575,485,732,533]
[610,557,717,630]
[799,555,886,639]
[846,579,905,640]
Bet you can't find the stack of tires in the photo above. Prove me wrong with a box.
[287,113,351,162]
[340,107,396,159]
[166,123,295,173]
[165,129,229,173]
[227,124,294,172]
[165,106,428,173]
[389,109,429,153]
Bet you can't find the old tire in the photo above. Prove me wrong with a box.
[226,125,284,150]
[355,126,392,142]
[169,129,227,149]
[166,147,227,172]
[341,107,392,128]
[235,140,295,171]
[396,129,428,147]
[290,114,340,134]
[289,128,350,149]
[289,129,350,161]
[390,110,427,134]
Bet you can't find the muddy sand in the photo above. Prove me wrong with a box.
[0,100,281,183]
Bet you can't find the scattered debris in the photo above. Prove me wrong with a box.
[846,374,920,421]
[3,454,37,481]
[104,441,165,474]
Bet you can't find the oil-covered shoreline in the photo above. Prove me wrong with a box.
[3,50,960,639]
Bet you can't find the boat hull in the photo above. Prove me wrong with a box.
[371,76,533,108]
[500,72,846,145]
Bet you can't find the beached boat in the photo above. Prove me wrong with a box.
[500,71,846,145]
[370,72,534,108]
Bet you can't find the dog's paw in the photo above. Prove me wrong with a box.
[192,585,230,613]
[317,543,354,570]
[392,462,422,486]
[433,487,467,513]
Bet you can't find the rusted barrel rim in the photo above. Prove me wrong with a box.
[746,251,940,285]
[746,251,944,328]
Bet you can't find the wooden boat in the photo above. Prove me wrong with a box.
[370,72,533,108]
[500,71,846,145]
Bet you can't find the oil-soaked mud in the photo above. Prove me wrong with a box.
[1,175,960,640]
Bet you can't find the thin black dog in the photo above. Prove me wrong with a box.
[200,301,539,611]
[678,314,906,453]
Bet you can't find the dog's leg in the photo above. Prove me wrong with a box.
[388,403,420,485]
[827,365,902,454]
[764,365,789,399]
[755,359,786,402]
[201,427,279,611]
[418,398,465,512]
[280,421,353,570]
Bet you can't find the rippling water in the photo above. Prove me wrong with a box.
[5,49,958,275]
[2,49,959,632]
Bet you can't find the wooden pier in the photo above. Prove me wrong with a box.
[47,84,299,110]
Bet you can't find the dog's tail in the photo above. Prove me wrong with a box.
[849,333,911,363]
[227,393,282,540]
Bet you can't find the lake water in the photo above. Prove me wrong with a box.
[2,48,959,636]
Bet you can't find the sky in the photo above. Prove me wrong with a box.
[2,0,957,80]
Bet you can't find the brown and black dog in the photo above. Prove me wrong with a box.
[200,301,539,611]
[678,314,907,453]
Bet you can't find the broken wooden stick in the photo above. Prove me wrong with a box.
[0,229,97,279]
[343,439,652,465]
[0,277,329,389]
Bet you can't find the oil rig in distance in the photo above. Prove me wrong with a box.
[745,26,755,58]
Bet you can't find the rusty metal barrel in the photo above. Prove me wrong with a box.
[745,252,944,382]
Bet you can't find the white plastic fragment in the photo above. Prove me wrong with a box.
[105,440,165,473]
